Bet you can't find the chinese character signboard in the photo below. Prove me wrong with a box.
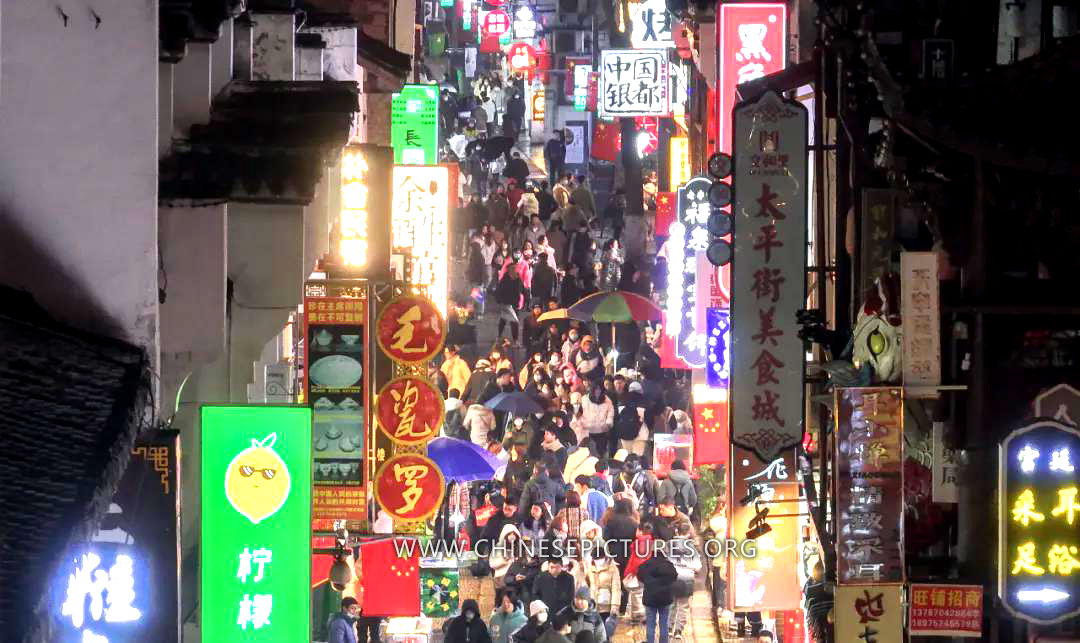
[860,188,897,297]
[201,406,311,642]
[900,252,941,390]
[52,433,179,643]
[572,64,591,111]
[391,85,440,165]
[717,3,786,154]
[932,421,959,503]
[834,585,903,643]
[599,49,670,118]
[999,419,1080,624]
[375,295,446,366]
[729,90,807,462]
[305,296,367,521]
[392,166,450,314]
[834,388,904,584]
[482,9,511,37]
[909,584,983,637]
[340,145,393,274]
[663,176,713,369]
[669,136,690,188]
[727,446,801,610]
[375,376,445,445]
[374,453,446,521]
[629,0,675,48]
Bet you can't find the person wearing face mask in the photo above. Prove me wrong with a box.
[571,336,604,385]
[586,550,622,630]
[490,591,528,643]
[329,596,361,643]
[446,599,494,643]
[569,586,607,643]
[513,600,552,643]
[561,328,582,364]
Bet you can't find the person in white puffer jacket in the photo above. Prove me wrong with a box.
[579,386,614,457]
[464,402,497,447]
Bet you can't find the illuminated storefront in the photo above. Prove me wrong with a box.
[391,166,450,314]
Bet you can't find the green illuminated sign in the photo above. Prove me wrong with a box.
[440,0,454,7]
[391,85,440,165]
[201,405,311,642]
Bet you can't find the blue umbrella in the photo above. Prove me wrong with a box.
[427,437,506,482]
[483,391,544,415]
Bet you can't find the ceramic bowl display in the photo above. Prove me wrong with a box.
[309,355,363,388]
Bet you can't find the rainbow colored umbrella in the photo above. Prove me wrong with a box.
[566,290,661,323]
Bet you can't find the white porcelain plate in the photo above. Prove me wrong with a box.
[310,355,363,388]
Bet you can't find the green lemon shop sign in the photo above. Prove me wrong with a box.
[201,406,311,641]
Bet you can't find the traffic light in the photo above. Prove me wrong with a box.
[705,152,733,267]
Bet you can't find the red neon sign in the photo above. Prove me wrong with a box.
[482,10,511,37]
[507,42,537,71]
[717,3,787,154]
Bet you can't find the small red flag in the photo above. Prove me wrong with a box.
[359,538,421,617]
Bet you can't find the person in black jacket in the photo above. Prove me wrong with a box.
[496,268,527,341]
[637,544,678,643]
[532,558,576,619]
[513,601,552,643]
[446,599,495,643]
[532,256,558,307]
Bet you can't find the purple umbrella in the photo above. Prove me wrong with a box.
[426,437,506,482]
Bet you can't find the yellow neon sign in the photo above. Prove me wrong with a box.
[340,148,370,267]
[669,136,690,189]
[1012,489,1045,526]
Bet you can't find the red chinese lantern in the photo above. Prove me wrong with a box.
[507,43,537,72]
[482,10,511,37]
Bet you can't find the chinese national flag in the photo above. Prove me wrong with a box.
[359,538,421,617]
[591,121,621,162]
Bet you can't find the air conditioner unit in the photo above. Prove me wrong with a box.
[552,29,587,54]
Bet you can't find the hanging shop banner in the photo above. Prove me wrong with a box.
[998,419,1080,624]
[834,387,905,585]
[305,296,367,522]
[728,446,801,611]
[669,136,691,189]
[391,85,440,165]
[729,90,808,462]
[834,585,903,643]
[532,86,546,122]
[705,308,731,389]
[340,145,393,274]
[901,251,941,390]
[909,583,983,637]
[52,432,179,643]
[860,188,898,297]
[201,406,311,642]
[932,421,959,503]
[717,3,787,154]
[508,42,537,73]
[629,0,675,48]
[599,49,671,118]
[392,166,450,314]
[375,377,445,445]
[573,64,592,110]
[373,453,447,521]
[374,294,446,365]
[662,176,711,369]
[565,121,587,168]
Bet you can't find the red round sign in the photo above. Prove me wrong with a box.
[374,453,446,522]
[375,377,445,445]
[507,43,537,72]
[482,10,511,37]
[374,294,446,365]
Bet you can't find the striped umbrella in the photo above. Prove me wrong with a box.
[566,290,662,322]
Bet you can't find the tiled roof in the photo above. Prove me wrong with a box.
[0,286,152,642]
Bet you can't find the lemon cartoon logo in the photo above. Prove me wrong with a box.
[225,433,292,524]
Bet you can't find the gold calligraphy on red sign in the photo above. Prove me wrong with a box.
[373,453,445,521]
[375,377,445,445]
[375,295,446,365]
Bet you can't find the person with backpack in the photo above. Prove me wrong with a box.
[637,540,679,643]
[518,461,559,520]
[658,460,697,523]
[624,456,659,516]
[445,389,467,438]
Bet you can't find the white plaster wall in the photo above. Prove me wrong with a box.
[234,19,253,80]
[159,203,227,411]
[227,203,304,401]
[0,1,158,352]
[251,12,295,81]
[211,19,234,98]
[393,0,418,61]
[159,63,174,157]
[295,47,324,81]
[313,26,358,82]
[173,41,212,137]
